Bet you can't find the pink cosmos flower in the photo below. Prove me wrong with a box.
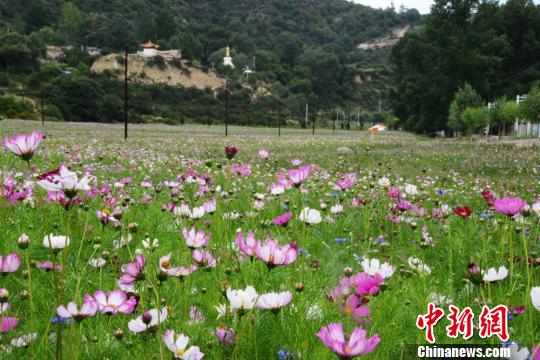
[35,261,64,271]
[118,254,146,292]
[0,253,20,273]
[86,290,137,315]
[236,232,260,257]
[159,254,198,278]
[192,249,217,268]
[340,295,371,322]
[182,227,210,248]
[254,238,298,267]
[388,187,401,200]
[230,164,251,177]
[288,165,310,187]
[258,149,270,159]
[317,322,380,359]
[187,306,205,325]
[203,198,217,213]
[216,325,236,346]
[493,197,528,217]
[57,301,98,321]
[291,158,302,166]
[3,131,44,161]
[272,211,292,226]
[532,344,540,360]
[335,173,357,190]
[1,317,19,333]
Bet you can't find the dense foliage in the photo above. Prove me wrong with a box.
[0,0,420,124]
[390,0,540,134]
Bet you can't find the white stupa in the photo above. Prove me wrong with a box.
[223,46,234,68]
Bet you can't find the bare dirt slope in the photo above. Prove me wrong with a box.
[91,54,226,90]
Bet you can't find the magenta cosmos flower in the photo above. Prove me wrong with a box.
[192,249,217,268]
[3,131,44,161]
[224,146,238,160]
[236,231,260,257]
[57,301,98,321]
[288,165,311,187]
[1,317,19,333]
[254,238,298,267]
[182,227,210,249]
[159,253,197,278]
[85,290,137,315]
[272,212,292,227]
[118,254,146,292]
[317,322,380,359]
[493,197,528,217]
[353,272,385,297]
[0,253,20,273]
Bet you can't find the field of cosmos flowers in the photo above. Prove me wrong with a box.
[0,119,539,360]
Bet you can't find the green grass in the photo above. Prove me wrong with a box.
[0,120,538,359]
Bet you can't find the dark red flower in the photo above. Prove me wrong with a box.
[454,205,472,217]
[224,146,238,160]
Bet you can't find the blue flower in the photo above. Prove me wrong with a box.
[282,205,289,210]
[331,193,339,198]
[299,248,309,255]
[335,238,349,243]
[303,198,310,202]
[52,316,72,325]
[480,213,493,220]
[277,349,293,360]
[436,188,445,196]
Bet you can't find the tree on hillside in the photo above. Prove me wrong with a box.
[448,83,483,133]
[520,86,540,123]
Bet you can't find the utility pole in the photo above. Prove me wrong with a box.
[305,103,309,129]
[40,91,45,125]
[277,110,281,137]
[357,108,360,129]
[225,79,229,137]
[333,108,336,132]
[124,49,128,140]
[312,107,315,135]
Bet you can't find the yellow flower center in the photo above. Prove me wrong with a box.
[176,349,185,356]
[162,260,171,269]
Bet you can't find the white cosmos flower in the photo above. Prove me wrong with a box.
[128,308,168,333]
[190,206,205,219]
[408,257,431,275]
[10,333,37,348]
[360,258,395,279]
[43,234,70,249]
[299,207,322,224]
[88,258,106,268]
[531,202,540,216]
[481,266,508,282]
[404,183,419,195]
[142,238,159,250]
[256,291,292,311]
[162,330,204,360]
[215,303,228,319]
[378,177,391,187]
[507,342,530,360]
[531,287,540,311]
[38,165,94,196]
[226,286,258,311]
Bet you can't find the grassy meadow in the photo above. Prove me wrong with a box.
[0,120,538,359]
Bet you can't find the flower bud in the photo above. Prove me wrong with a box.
[0,288,9,302]
[18,233,30,249]
[294,282,304,292]
[142,311,153,325]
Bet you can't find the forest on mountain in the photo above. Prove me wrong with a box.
[0,0,419,126]
[391,0,540,133]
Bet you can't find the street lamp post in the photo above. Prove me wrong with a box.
[124,49,129,140]
[225,78,229,137]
